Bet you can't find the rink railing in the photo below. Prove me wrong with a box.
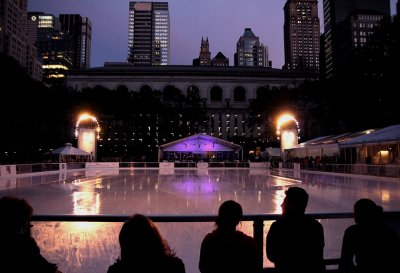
[281,162,400,179]
[31,211,400,272]
[1,161,398,180]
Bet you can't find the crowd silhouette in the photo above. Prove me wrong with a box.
[1,193,400,273]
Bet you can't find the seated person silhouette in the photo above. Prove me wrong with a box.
[108,213,185,273]
[199,200,262,273]
[339,198,400,273]
[266,187,326,273]
[0,195,62,273]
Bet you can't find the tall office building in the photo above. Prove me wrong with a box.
[283,0,320,73]
[0,0,42,80]
[26,12,42,46]
[234,28,270,67]
[128,1,170,65]
[59,14,92,68]
[334,11,387,78]
[80,17,91,68]
[26,12,92,83]
[29,13,72,83]
[322,0,391,79]
[0,0,27,65]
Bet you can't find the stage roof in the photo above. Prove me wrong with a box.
[159,134,242,153]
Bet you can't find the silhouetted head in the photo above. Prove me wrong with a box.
[119,214,171,261]
[282,187,309,215]
[353,198,381,224]
[0,196,33,234]
[216,200,243,231]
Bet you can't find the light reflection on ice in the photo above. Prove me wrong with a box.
[72,191,100,215]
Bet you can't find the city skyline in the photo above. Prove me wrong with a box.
[28,0,398,69]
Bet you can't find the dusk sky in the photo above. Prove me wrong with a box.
[28,0,398,69]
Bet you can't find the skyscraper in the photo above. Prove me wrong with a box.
[0,0,41,80]
[32,13,72,83]
[59,14,92,68]
[26,12,92,83]
[283,0,320,73]
[128,1,170,65]
[0,0,42,81]
[0,0,28,65]
[322,0,391,79]
[234,28,270,67]
[80,17,91,68]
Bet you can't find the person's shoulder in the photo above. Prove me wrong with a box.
[271,217,285,226]
[343,224,360,236]
[236,231,255,241]
[168,255,184,264]
[107,260,123,273]
[310,217,325,232]
[304,215,323,226]
[166,255,185,273]
[202,230,217,241]
[236,231,258,249]
[345,223,360,231]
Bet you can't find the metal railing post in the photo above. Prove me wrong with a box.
[253,218,264,270]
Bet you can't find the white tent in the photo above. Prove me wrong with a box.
[47,143,92,162]
[284,128,382,158]
[285,124,400,165]
[339,124,400,147]
[338,124,400,164]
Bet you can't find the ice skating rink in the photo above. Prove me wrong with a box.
[1,168,400,273]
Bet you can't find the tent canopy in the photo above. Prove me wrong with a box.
[339,124,400,147]
[284,124,400,162]
[285,129,378,157]
[49,143,91,156]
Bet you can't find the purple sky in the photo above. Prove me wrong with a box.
[28,0,398,69]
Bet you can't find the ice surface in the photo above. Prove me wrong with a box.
[1,168,400,273]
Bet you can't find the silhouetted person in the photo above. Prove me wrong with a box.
[339,198,400,273]
[266,187,326,273]
[0,196,62,273]
[199,200,262,273]
[108,213,185,273]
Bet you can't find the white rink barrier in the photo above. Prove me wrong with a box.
[197,162,208,169]
[85,162,119,168]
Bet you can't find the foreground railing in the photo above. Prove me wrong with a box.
[31,212,400,272]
